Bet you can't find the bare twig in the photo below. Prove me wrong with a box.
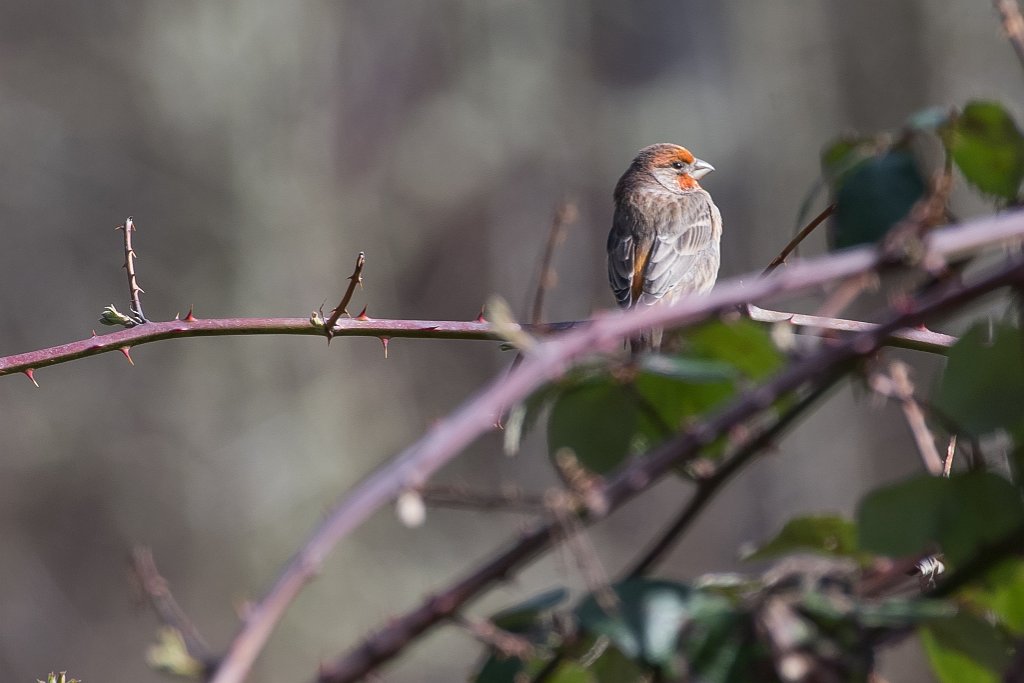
[530,200,577,326]
[130,546,214,670]
[995,0,1024,71]
[870,361,945,476]
[746,306,957,353]
[943,435,957,477]
[314,252,1024,683]
[324,252,366,340]
[115,216,147,324]
[762,204,835,275]
[455,616,536,661]
[546,487,616,614]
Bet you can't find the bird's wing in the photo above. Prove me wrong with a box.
[607,211,645,309]
[636,193,719,306]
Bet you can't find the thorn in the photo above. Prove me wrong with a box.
[475,306,486,323]
[90,330,98,337]
[23,369,39,387]
[379,336,390,358]
[356,306,370,321]
[119,346,135,366]
[183,305,196,322]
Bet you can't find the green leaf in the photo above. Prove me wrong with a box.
[575,579,740,679]
[857,472,1024,566]
[962,559,1024,634]
[945,100,1024,201]
[744,514,859,562]
[920,612,1012,683]
[685,319,783,381]
[585,643,649,682]
[543,661,595,683]
[934,322,1024,438]
[548,377,642,474]
[828,148,927,249]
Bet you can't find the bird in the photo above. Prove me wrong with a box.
[607,143,722,352]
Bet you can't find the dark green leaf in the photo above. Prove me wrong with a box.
[920,612,1012,683]
[962,559,1024,635]
[857,472,1024,566]
[744,514,859,562]
[945,100,1024,201]
[934,322,1024,438]
[548,377,641,473]
[828,148,927,249]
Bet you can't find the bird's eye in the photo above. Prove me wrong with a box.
[670,161,685,170]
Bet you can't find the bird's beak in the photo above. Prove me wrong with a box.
[691,158,715,179]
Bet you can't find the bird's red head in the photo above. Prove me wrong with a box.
[619,143,715,195]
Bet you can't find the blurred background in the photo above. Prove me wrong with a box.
[0,2,1020,680]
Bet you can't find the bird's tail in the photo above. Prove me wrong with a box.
[628,327,663,354]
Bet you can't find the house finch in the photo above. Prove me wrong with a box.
[607,143,722,351]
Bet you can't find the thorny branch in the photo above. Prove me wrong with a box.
[116,216,147,324]
[324,252,366,341]
[315,247,1024,683]
[0,308,957,384]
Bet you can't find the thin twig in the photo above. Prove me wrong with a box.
[546,488,616,614]
[325,252,366,340]
[870,361,945,476]
[625,379,837,578]
[530,200,577,326]
[995,0,1024,71]
[454,616,536,660]
[130,546,214,670]
[313,253,1024,683]
[746,306,957,353]
[116,216,147,324]
[762,203,835,275]
[943,435,957,477]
